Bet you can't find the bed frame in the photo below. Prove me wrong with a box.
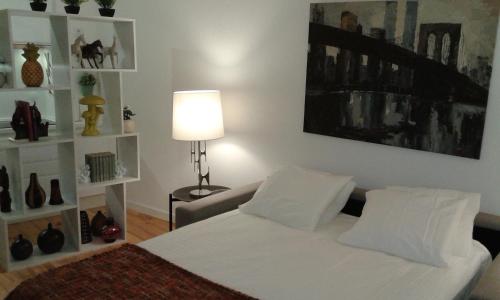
[175,183,500,299]
[175,183,500,259]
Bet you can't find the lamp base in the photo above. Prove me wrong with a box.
[189,188,213,199]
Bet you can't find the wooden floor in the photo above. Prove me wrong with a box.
[0,208,169,298]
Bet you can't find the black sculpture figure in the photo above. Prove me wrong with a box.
[0,166,12,213]
[81,40,104,69]
[11,101,49,141]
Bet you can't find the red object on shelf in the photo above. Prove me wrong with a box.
[11,101,49,141]
[21,101,34,141]
[101,218,121,243]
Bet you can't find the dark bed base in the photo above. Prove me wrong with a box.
[342,192,500,259]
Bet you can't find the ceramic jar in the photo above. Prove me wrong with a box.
[38,223,65,254]
[21,43,44,87]
[10,235,33,261]
[25,173,46,209]
[80,211,93,244]
[124,120,136,133]
[101,218,121,243]
[91,210,107,237]
[0,186,11,213]
[0,166,12,213]
[49,179,64,206]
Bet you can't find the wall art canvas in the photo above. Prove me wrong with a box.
[304,1,499,159]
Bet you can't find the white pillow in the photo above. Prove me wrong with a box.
[318,181,356,225]
[338,189,468,267]
[239,166,353,231]
[387,186,480,257]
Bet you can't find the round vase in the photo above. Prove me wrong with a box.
[99,8,115,17]
[124,120,136,133]
[21,44,44,88]
[49,179,64,206]
[10,235,33,261]
[101,218,121,243]
[37,223,65,255]
[91,210,107,237]
[64,5,80,15]
[25,173,46,209]
[80,85,94,97]
[30,2,47,12]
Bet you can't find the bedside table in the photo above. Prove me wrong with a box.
[169,185,230,231]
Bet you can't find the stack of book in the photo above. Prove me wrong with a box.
[85,152,116,183]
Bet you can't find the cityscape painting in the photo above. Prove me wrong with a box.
[304,0,499,159]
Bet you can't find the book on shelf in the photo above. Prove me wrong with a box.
[85,152,117,183]
[99,153,104,182]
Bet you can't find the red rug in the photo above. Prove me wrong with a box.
[7,244,256,300]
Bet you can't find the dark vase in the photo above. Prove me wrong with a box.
[49,179,64,206]
[64,5,80,15]
[30,2,47,12]
[25,173,46,209]
[10,235,33,261]
[0,189,11,213]
[0,166,12,213]
[80,211,93,244]
[98,8,115,17]
[101,218,121,243]
[38,223,65,255]
[91,210,107,237]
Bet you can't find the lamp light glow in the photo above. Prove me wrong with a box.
[172,90,225,199]
[172,90,224,141]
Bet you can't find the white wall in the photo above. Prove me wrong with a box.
[134,0,500,216]
[2,0,500,216]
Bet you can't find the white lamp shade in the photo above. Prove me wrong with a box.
[172,90,225,141]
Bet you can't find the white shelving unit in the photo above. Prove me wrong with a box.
[0,9,139,271]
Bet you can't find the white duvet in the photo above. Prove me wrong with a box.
[140,211,491,300]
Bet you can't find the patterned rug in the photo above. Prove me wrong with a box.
[7,244,256,300]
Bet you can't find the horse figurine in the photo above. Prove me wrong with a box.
[102,36,118,69]
[71,34,87,67]
[81,40,104,69]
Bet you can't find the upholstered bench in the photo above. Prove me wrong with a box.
[175,182,261,228]
[470,255,500,300]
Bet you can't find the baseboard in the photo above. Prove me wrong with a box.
[127,201,170,221]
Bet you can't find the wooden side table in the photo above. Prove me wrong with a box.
[169,185,229,231]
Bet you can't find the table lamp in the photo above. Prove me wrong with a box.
[172,90,225,198]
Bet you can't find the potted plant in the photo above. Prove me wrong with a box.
[61,0,88,15]
[95,0,116,17]
[30,0,47,12]
[79,73,96,96]
[123,106,136,133]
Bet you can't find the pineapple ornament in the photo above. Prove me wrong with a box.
[21,43,44,87]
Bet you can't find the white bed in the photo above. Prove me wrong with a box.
[140,211,491,300]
